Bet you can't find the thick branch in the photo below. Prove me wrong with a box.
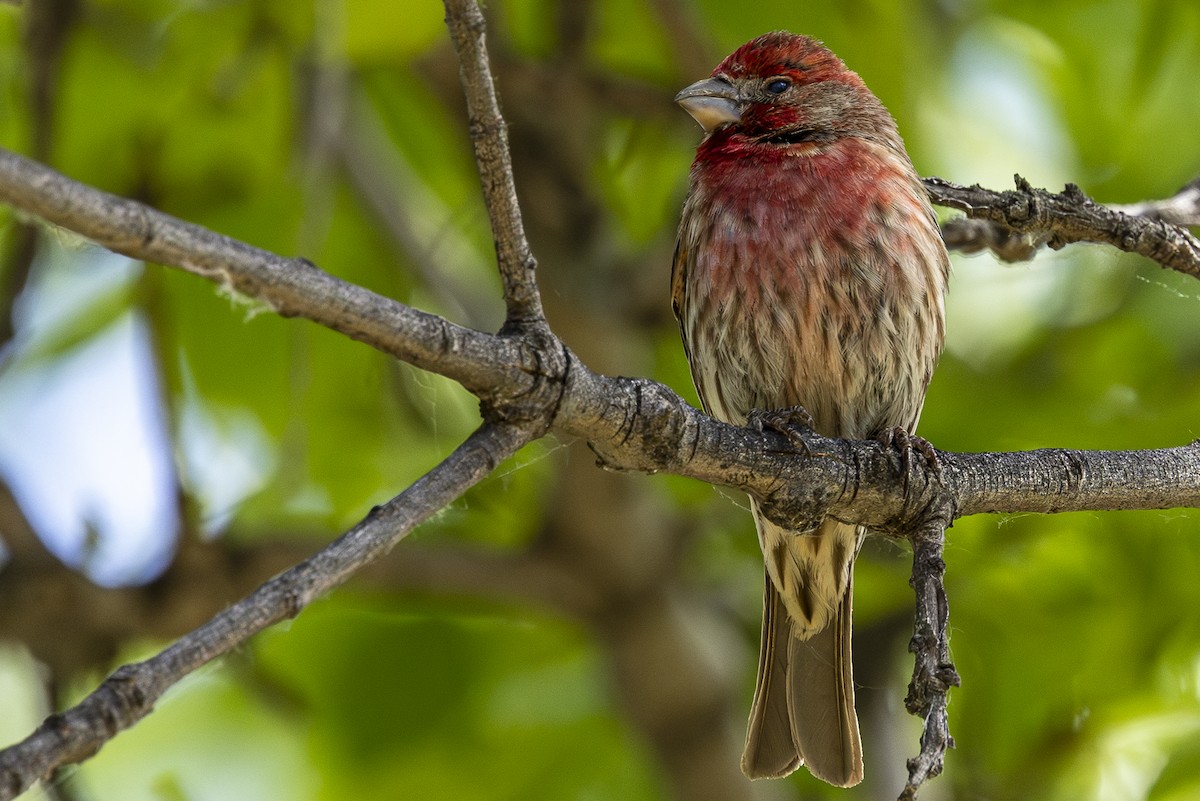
[927,175,1200,277]
[558,368,1200,533]
[0,422,531,801]
[443,0,543,324]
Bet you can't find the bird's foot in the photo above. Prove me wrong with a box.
[749,405,817,455]
[876,426,941,478]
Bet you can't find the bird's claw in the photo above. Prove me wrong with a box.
[749,405,817,455]
[877,426,941,478]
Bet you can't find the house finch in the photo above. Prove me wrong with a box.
[672,32,949,786]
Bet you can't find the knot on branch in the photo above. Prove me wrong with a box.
[99,665,155,730]
[864,440,955,542]
[1008,174,1038,223]
[478,322,567,437]
[467,116,507,145]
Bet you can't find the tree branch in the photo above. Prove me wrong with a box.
[443,0,543,325]
[2,3,1199,797]
[1,476,599,678]
[901,518,959,801]
[0,148,531,400]
[556,371,1200,531]
[0,422,532,801]
[1111,177,1200,227]
[927,174,1200,277]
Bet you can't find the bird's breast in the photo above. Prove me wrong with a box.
[677,139,948,437]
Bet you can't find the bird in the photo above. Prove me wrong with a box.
[671,31,949,786]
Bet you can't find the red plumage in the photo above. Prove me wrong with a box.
[672,31,949,786]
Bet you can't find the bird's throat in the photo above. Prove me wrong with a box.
[759,128,824,146]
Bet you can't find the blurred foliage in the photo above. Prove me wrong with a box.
[1,1,1200,800]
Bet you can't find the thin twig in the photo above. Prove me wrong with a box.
[0,422,532,801]
[926,175,1200,278]
[1110,177,1200,227]
[900,518,959,801]
[442,0,543,325]
[938,217,1046,262]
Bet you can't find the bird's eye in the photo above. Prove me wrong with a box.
[765,78,791,95]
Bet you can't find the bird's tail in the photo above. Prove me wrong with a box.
[742,512,863,787]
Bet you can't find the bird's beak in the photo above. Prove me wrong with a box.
[675,77,741,132]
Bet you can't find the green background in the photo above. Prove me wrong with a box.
[2,1,1199,800]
